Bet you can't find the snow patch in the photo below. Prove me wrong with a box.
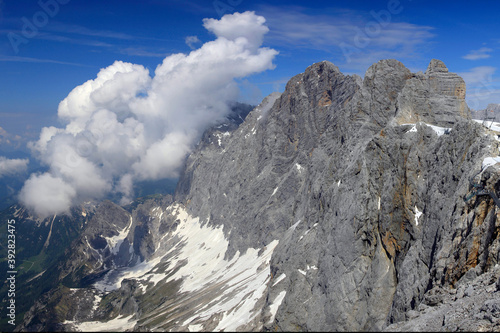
[295,163,304,172]
[104,216,133,255]
[298,228,312,241]
[188,324,204,332]
[272,273,286,287]
[403,122,451,136]
[161,205,279,331]
[93,204,281,331]
[414,206,422,226]
[92,294,102,312]
[298,269,307,276]
[64,315,136,332]
[271,187,278,196]
[483,156,500,169]
[406,124,417,133]
[474,119,500,132]
[267,291,286,324]
[427,124,451,136]
[378,196,381,210]
[289,219,302,232]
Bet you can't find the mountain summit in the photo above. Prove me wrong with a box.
[14,59,500,332]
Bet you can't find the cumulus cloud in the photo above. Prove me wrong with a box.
[19,173,76,217]
[0,157,29,177]
[19,11,278,218]
[463,47,493,60]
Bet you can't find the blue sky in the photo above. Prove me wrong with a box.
[1,0,500,145]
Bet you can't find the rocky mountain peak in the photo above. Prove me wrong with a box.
[393,58,469,126]
[426,58,449,74]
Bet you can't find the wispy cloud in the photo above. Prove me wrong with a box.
[47,22,138,40]
[37,32,114,48]
[459,66,500,109]
[2,21,177,58]
[259,5,435,72]
[0,55,90,67]
[118,47,169,58]
[463,47,493,60]
[459,66,496,85]
[47,22,175,43]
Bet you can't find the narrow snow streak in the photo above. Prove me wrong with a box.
[267,291,286,324]
[272,273,286,287]
[414,206,422,226]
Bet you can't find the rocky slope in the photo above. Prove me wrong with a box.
[16,59,500,332]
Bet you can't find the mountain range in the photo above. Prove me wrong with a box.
[2,58,500,332]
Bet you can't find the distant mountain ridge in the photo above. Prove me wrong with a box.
[471,103,500,121]
[5,59,500,332]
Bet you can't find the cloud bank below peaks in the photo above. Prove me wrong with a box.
[19,11,278,218]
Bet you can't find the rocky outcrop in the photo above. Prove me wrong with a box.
[17,59,500,332]
[395,59,469,126]
[385,264,500,331]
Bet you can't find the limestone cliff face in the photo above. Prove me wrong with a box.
[18,59,500,332]
[176,58,498,331]
[394,59,469,125]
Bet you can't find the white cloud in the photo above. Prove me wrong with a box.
[203,11,269,50]
[0,157,29,177]
[19,173,76,217]
[185,35,201,49]
[19,11,278,218]
[463,47,493,60]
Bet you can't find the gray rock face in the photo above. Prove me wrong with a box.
[175,58,497,331]
[384,264,500,332]
[396,59,469,126]
[471,103,500,122]
[18,59,500,332]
